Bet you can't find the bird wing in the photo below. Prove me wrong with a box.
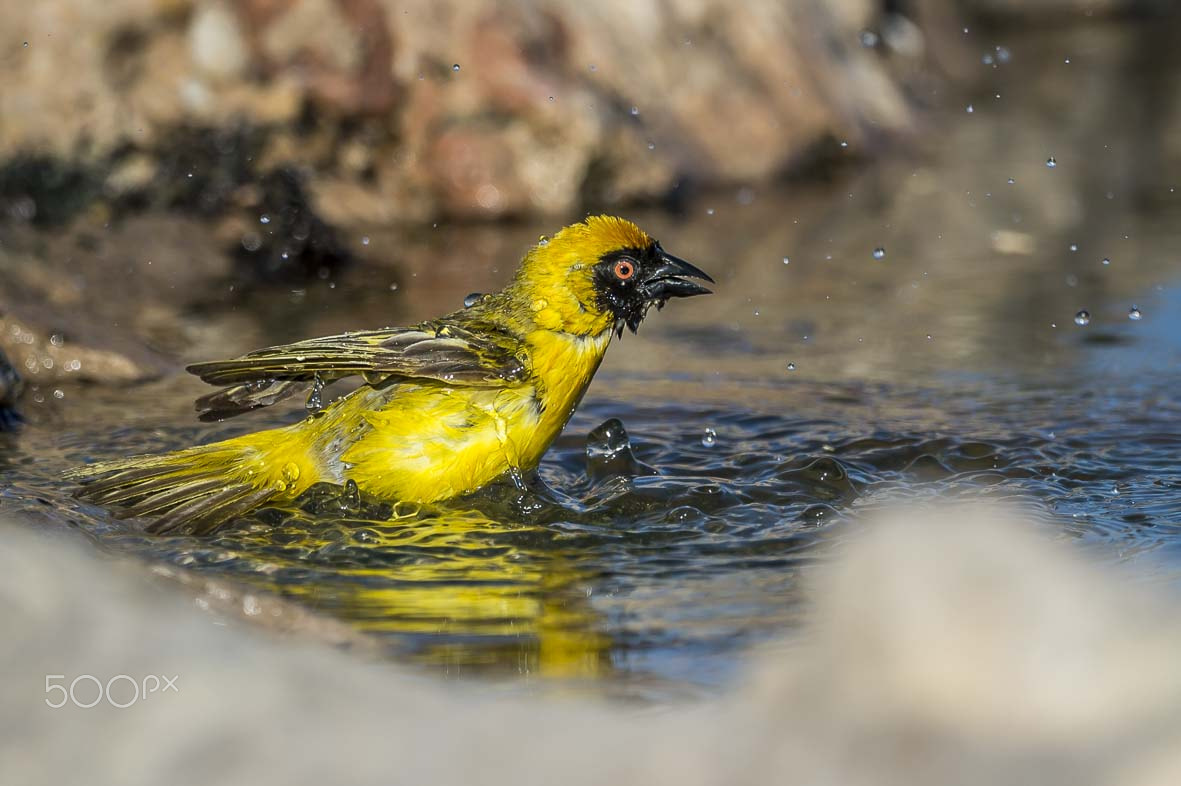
[186,322,529,420]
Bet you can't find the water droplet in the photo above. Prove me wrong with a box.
[786,362,796,371]
[1101,257,1111,266]
[23,41,28,48]
[259,214,272,225]
[629,106,639,116]
[1069,243,1078,252]
[392,500,421,519]
[586,418,648,480]
[1046,156,1057,168]
[982,53,995,65]
[1007,177,1015,184]
[706,208,715,216]
[1128,305,1142,321]
[995,46,1011,63]
[463,292,483,308]
[305,377,325,411]
[361,236,370,246]
[452,63,460,71]
[282,463,301,483]
[341,479,361,510]
[872,247,886,260]
[701,428,717,447]
[859,30,878,48]
[548,95,554,102]
[782,257,790,265]
[1074,310,1091,326]
[537,235,549,246]
[966,104,974,113]
[647,141,655,150]
[839,140,849,148]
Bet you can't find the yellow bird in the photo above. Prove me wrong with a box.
[69,216,713,534]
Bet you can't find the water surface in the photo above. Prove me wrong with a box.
[2,23,1180,697]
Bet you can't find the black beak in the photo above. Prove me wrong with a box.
[641,248,715,301]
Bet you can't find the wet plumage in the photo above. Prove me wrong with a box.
[68,216,713,534]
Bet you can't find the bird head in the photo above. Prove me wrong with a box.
[509,215,714,336]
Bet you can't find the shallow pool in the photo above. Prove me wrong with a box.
[2,22,1179,698]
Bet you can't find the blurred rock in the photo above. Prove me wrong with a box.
[0,0,931,224]
[0,215,234,385]
[964,0,1161,15]
[4,503,1181,785]
[103,154,159,199]
[188,1,249,81]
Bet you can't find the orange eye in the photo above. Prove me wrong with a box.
[614,259,636,280]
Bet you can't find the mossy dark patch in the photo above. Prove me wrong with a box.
[142,124,267,216]
[0,124,352,283]
[0,155,100,226]
[230,167,353,283]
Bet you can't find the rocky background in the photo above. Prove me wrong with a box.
[1,0,930,228]
[0,0,1168,227]
[0,0,1177,397]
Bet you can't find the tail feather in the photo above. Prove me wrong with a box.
[147,484,269,535]
[82,469,196,507]
[74,464,194,499]
[122,478,228,518]
[68,427,314,535]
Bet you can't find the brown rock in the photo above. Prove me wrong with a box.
[0,0,943,223]
[0,214,235,384]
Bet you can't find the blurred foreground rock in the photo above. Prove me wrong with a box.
[1,0,923,225]
[4,504,1181,785]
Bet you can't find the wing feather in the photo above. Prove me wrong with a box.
[186,322,529,420]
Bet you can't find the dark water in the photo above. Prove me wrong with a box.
[2,24,1181,697]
